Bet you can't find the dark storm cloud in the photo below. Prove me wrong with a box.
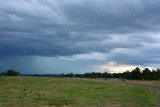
[1,0,160,65]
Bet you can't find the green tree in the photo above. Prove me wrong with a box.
[130,67,141,80]
[0,71,6,76]
[6,70,20,76]
[156,69,160,79]
[142,68,152,80]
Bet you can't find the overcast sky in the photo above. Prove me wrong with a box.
[0,0,160,74]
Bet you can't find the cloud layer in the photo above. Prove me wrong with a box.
[1,0,160,67]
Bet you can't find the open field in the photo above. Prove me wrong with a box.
[0,77,159,107]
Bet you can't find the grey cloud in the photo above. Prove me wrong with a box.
[0,0,160,66]
[61,0,160,32]
[108,42,160,65]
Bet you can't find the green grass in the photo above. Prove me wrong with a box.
[0,77,158,107]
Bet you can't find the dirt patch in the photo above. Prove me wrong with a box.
[117,82,160,91]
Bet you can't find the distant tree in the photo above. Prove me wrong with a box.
[112,73,121,78]
[69,73,74,77]
[6,70,20,76]
[151,69,158,80]
[142,68,152,80]
[130,67,141,79]
[102,72,109,78]
[156,69,160,80]
[0,71,6,76]
[122,71,131,79]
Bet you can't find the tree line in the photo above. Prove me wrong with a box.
[0,70,20,76]
[32,67,160,80]
[1,67,160,80]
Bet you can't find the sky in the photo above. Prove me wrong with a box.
[0,0,160,74]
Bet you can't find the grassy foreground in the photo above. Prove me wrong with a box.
[0,77,159,107]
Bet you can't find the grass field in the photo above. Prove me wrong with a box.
[0,77,159,107]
